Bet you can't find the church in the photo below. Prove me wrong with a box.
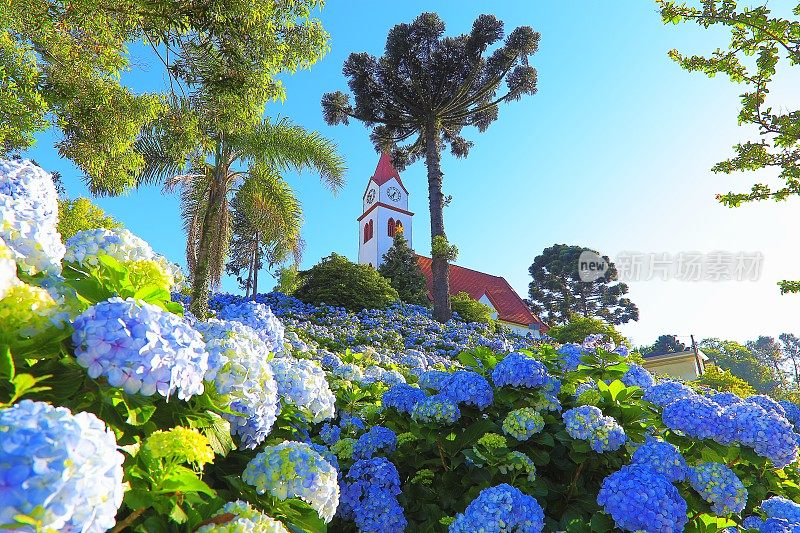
[357,153,548,337]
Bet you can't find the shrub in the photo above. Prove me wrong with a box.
[692,364,757,398]
[450,291,494,326]
[547,313,627,346]
[57,197,122,241]
[294,253,399,311]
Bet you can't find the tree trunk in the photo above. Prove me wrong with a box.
[252,230,259,300]
[189,145,225,317]
[423,123,451,322]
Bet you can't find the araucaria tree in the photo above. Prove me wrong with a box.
[378,229,429,306]
[658,1,800,292]
[322,12,539,322]
[528,244,639,326]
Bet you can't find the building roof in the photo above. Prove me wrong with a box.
[643,349,709,361]
[362,152,408,199]
[415,255,547,330]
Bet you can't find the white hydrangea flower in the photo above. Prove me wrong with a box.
[0,236,19,300]
[270,357,336,423]
[0,158,64,275]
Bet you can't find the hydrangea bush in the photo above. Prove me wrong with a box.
[4,156,800,532]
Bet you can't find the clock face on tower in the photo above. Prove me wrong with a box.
[366,189,376,204]
[387,186,401,202]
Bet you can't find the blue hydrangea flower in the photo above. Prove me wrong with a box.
[411,394,461,425]
[340,458,407,533]
[492,352,550,389]
[320,423,341,446]
[688,462,747,515]
[743,516,765,530]
[0,400,124,532]
[564,405,603,440]
[72,297,208,400]
[759,517,800,532]
[503,408,545,441]
[339,412,366,433]
[643,380,696,407]
[382,383,427,414]
[0,158,65,276]
[762,496,800,523]
[662,395,725,441]
[557,343,583,371]
[747,395,787,418]
[270,357,335,423]
[563,405,626,452]
[243,441,339,523]
[597,464,688,533]
[449,483,545,533]
[196,500,289,532]
[418,370,452,392]
[621,363,655,389]
[630,438,688,482]
[441,370,493,410]
[779,401,800,429]
[710,391,742,407]
[353,426,397,460]
[216,300,285,354]
[722,402,799,467]
[195,319,279,448]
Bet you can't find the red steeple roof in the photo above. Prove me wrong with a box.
[415,255,548,330]
[363,152,408,198]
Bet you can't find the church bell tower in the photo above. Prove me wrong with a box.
[358,152,413,268]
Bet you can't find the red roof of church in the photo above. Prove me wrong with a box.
[415,255,548,330]
[363,152,408,198]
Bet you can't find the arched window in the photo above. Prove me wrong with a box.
[388,218,395,237]
[395,220,403,235]
[368,220,374,241]
[364,220,372,243]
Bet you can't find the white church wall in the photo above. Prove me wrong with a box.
[358,214,379,268]
[378,177,409,210]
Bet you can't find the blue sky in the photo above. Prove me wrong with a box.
[25,1,800,346]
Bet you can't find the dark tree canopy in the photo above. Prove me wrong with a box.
[322,12,539,322]
[378,231,429,306]
[641,334,688,357]
[527,244,639,326]
[322,12,539,165]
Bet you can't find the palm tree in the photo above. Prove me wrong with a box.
[226,185,305,298]
[136,113,345,316]
[322,13,539,322]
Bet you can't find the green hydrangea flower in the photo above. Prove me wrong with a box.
[144,427,214,467]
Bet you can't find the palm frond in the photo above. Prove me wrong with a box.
[235,163,304,266]
[235,118,347,193]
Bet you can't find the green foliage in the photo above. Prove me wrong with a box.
[57,197,122,241]
[658,0,800,290]
[547,314,627,346]
[528,244,639,325]
[431,235,459,262]
[322,12,540,322]
[640,334,688,357]
[294,253,399,311]
[274,264,301,295]
[700,338,782,395]
[378,231,429,306]
[451,292,494,327]
[692,365,757,398]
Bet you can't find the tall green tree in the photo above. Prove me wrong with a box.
[700,338,782,395]
[378,230,429,306]
[3,0,329,192]
[57,197,123,241]
[641,334,688,356]
[225,188,303,298]
[139,116,344,317]
[322,12,539,322]
[658,1,800,293]
[747,335,790,391]
[527,244,639,326]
